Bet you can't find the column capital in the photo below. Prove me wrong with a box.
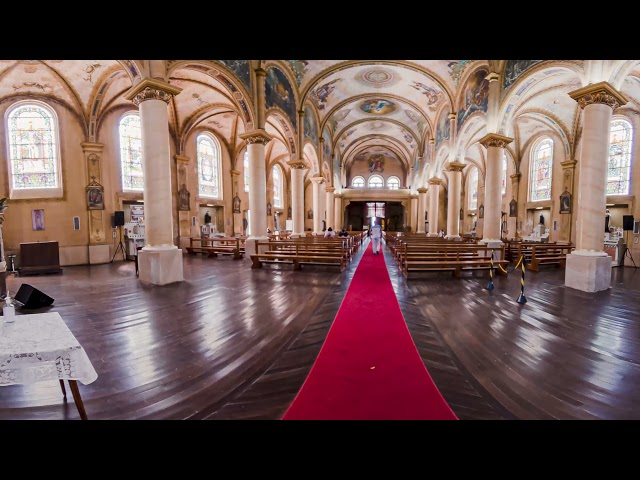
[428,139,435,145]
[448,112,456,121]
[325,186,335,193]
[446,161,466,172]
[255,68,267,78]
[428,177,443,186]
[239,129,272,146]
[311,176,325,184]
[417,187,428,193]
[334,192,343,199]
[479,132,513,149]
[318,137,324,144]
[510,172,522,180]
[485,72,500,83]
[80,142,104,154]
[298,109,305,117]
[125,78,182,106]
[287,159,308,169]
[561,160,578,169]
[230,169,241,176]
[568,81,627,110]
[175,154,190,164]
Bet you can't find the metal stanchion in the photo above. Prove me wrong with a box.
[516,254,527,304]
[487,249,495,290]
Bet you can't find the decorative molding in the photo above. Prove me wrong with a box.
[125,77,182,105]
[311,176,325,184]
[485,72,500,82]
[287,160,307,169]
[239,129,272,146]
[446,161,466,172]
[560,160,578,169]
[255,68,267,78]
[417,187,428,193]
[428,177,443,186]
[325,186,336,192]
[479,132,514,149]
[230,169,241,176]
[568,81,628,110]
[80,142,104,153]
[510,173,522,180]
[175,154,190,164]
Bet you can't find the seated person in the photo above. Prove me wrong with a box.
[324,227,336,238]
[338,227,349,237]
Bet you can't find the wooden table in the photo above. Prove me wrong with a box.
[0,312,98,420]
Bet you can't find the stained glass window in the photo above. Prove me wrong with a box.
[607,118,632,195]
[501,153,507,196]
[119,113,143,191]
[387,176,400,190]
[244,151,250,192]
[469,167,479,210]
[197,133,221,198]
[273,164,282,207]
[352,176,365,187]
[368,175,384,188]
[7,102,60,192]
[530,138,553,202]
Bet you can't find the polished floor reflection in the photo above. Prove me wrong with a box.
[1,240,639,420]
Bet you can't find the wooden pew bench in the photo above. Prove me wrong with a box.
[526,244,574,272]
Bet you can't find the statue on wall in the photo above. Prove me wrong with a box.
[204,210,212,224]
[233,194,241,214]
[179,184,190,211]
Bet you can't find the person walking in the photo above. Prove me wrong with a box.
[370,222,383,255]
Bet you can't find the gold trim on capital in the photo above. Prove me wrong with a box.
[125,78,182,105]
[479,132,513,149]
[175,154,190,164]
[311,176,325,184]
[560,160,577,169]
[255,68,267,77]
[325,186,336,192]
[230,169,241,176]
[287,160,308,169]
[417,187,428,193]
[510,173,522,180]
[568,81,627,110]
[446,161,466,172]
[239,129,272,146]
[428,177,443,185]
[428,139,435,145]
[485,72,500,82]
[81,142,104,153]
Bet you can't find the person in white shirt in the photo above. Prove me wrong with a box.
[370,222,383,255]
[324,227,336,238]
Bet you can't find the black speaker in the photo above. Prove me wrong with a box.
[623,215,634,231]
[114,211,125,227]
[15,284,55,309]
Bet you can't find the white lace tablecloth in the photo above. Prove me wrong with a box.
[0,312,98,386]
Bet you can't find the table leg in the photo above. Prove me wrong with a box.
[68,380,88,420]
[59,379,67,399]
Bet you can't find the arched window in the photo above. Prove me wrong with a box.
[352,176,365,187]
[529,138,553,201]
[368,175,384,188]
[244,151,250,193]
[501,153,507,196]
[469,167,479,210]
[197,133,221,198]
[272,164,283,208]
[607,118,633,195]
[387,176,400,190]
[6,101,63,199]
[119,113,143,192]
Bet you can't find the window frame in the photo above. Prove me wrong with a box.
[196,132,222,199]
[368,174,384,188]
[5,100,63,200]
[607,116,633,196]
[352,176,365,188]
[272,164,283,208]
[119,111,144,193]
[387,176,400,190]
[528,137,554,202]
[468,167,479,210]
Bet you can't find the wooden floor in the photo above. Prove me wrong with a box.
[1,240,639,420]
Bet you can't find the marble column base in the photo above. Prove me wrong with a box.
[89,244,111,264]
[564,252,612,292]
[483,240,504,261]
[138,248,184,285]
[245,236,270,256]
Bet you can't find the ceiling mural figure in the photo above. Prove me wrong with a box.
[303,105,318,148]
[359,98,397,115]
[447,60,473,86]
[457,68,490,132]
[265,66,297,131]
[502,60,544,90]
[409,81,441,111]
[354,67,402,88]
[289,60,309,86]
[216,60,251,92]
[310,78,341,110]
[435,107,451,150]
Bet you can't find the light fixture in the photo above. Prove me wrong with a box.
[206,204,214,207]
[536,207,543,210]
[606,203,614,206]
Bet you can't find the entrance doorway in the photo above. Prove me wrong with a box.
[345,201,405,231]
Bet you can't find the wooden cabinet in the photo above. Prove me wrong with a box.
[18,241,63,276]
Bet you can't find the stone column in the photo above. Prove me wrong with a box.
[239,130,272,254]
[478,133,513,244]
[175,154,192,250]
[81,142,110,264]
[325,186,335,230]
[288,159,307,237]
[311,176,325,234]
[334,193,343,231]
[410,194,418,233]
[509,173,521,239]
[445,162,465,239]
[427,178,442,236]
[417,187,428,234]
[125,78,183,285]
[565,82,627,292]
[560,160,577,244]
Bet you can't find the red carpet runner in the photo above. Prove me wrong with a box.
[282,240,458,420]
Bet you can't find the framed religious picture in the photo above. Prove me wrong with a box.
[307,209,313,219]
[86,178,105,210]
[509,198,517,217]
[559,190,571,214]
[178,184,190,211]
[32,209,45,231]
[266,201,272,216]
[479,204,484,219]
